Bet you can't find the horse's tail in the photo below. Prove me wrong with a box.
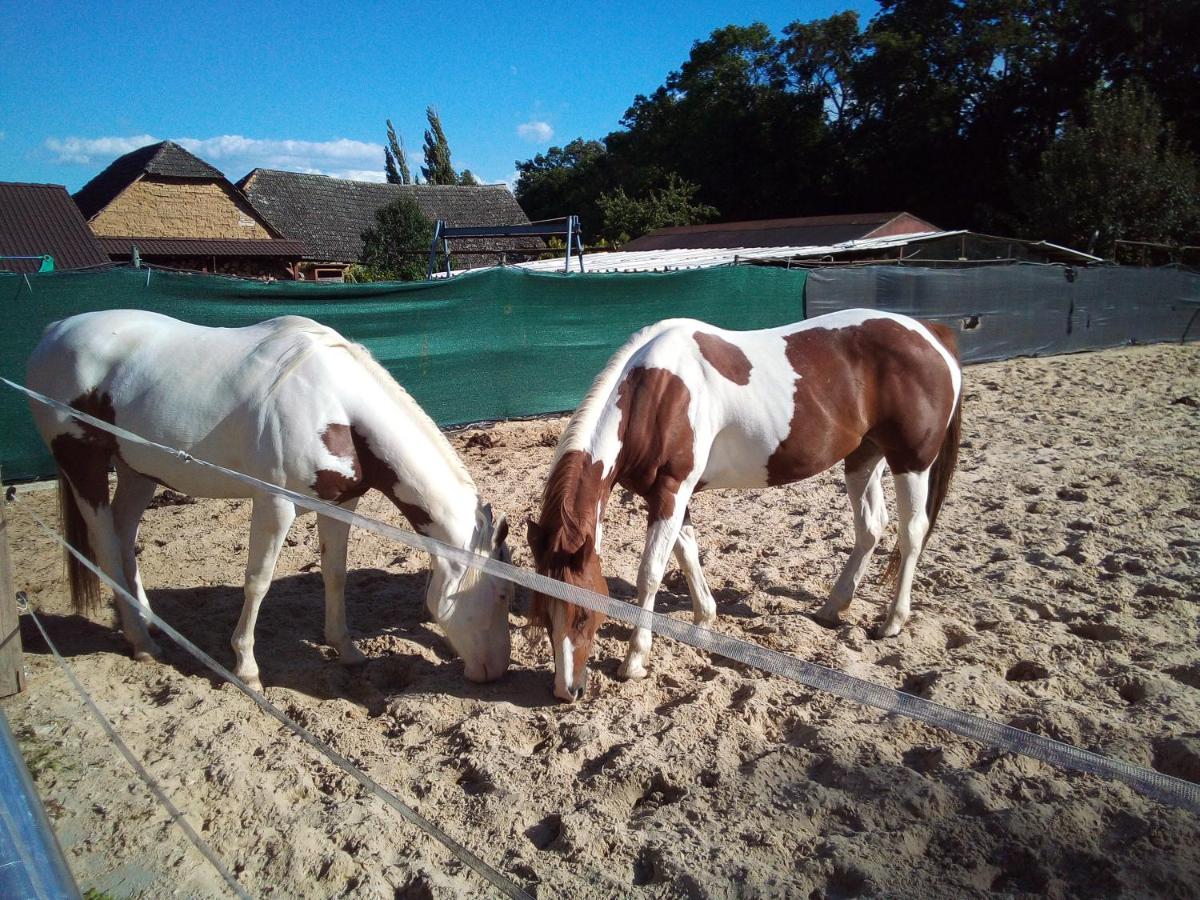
[58,472,102,615]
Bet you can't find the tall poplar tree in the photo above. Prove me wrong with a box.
[384,119,412,185]
[421,107,458,185]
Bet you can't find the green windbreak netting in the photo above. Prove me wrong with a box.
[1,265,806,480]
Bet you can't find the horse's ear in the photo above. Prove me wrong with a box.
[493,514,509,550]
[526,518,544,557]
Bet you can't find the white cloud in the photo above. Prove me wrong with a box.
[45,134,160,164]
[517,120,553,143]
[43,133,386,182]
[328,169,387,183]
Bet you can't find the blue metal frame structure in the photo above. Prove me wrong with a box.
[427,216,584,278]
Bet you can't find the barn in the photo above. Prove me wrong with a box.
[72,141,305,279]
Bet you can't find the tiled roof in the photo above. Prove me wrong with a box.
[0,182,109,272]
[74,141,227,220]
[239,169,538,263]
[97,236,306,258]
[622,212,940,251]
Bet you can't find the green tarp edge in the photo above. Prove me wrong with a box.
[1,265,807,481]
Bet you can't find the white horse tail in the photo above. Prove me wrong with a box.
[58,470,102,614]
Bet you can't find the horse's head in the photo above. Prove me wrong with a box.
[526,519,608,702]
[427,504,512,682]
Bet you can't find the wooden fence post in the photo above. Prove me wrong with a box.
[0,466,27,697]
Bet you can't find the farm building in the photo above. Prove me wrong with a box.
[239,169,542,280]
[72,141,305,279]
[0,182,109,273]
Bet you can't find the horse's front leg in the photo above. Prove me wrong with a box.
[672,508,716,626]
[317,501,366,666]
[232,495,296,691]
[619,497,692,681]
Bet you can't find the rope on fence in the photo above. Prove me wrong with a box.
[5,376,1200,821]
[21,597,251,900]
[14,503,533,900]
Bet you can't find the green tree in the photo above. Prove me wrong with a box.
[384,119,412,185]
[421,107,458,185]
[608,23,828,220]
[1023,81,1200,257]
[596,173,718,243]
[358,196,437,281]
[514,138,612,237]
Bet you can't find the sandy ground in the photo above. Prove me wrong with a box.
[2,341,1199,899]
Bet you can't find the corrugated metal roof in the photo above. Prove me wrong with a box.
[621,212,940,251]
[0,182,110,272]
[505,230,1101,273]
[97,236,306,258]
[239,169,539,264]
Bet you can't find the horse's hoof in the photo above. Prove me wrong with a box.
[618,660,649,680]
[132,642,162,663]
[873,621,904,639]
[338,645,368,667]
[240,675,264,693]
[813,607,843,629]
[693,612,717,628]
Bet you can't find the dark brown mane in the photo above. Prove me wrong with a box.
[535,449,608,557]
[526,450,611,633]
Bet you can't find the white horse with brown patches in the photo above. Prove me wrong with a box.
[527,309,962,702]
[27,309,512,690]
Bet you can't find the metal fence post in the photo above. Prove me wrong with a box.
[0,466,27,698]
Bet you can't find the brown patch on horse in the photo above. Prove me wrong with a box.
[767,319,957,486]
[693,331,752,385]
[614,367,695,522]
[312,423,433,533]
[313,424,363,501]
[50,390,118,509]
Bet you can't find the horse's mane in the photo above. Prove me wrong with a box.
[261,317,475,491]
[342,341,476,490]
[539,450,596,555]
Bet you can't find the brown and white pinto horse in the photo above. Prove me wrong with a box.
[527,309,962,702]
[27,309,512,690]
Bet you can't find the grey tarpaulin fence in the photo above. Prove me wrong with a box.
[804,263,1200,363]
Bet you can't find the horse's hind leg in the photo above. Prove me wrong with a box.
[55,444,159,661]
[818,449,887,624]
[111,461,161,656]
[231,494,296,691]
[672,508,716,626]
[317,501,366,666]
[878,468,930,638]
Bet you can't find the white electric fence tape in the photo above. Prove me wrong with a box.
[5,377,1199,822]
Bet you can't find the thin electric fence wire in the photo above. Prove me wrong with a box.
[4,376,1198,821]
[14,502,532,900]
[21,599,251,900]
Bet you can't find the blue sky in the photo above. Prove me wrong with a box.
[0,1,877,192]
